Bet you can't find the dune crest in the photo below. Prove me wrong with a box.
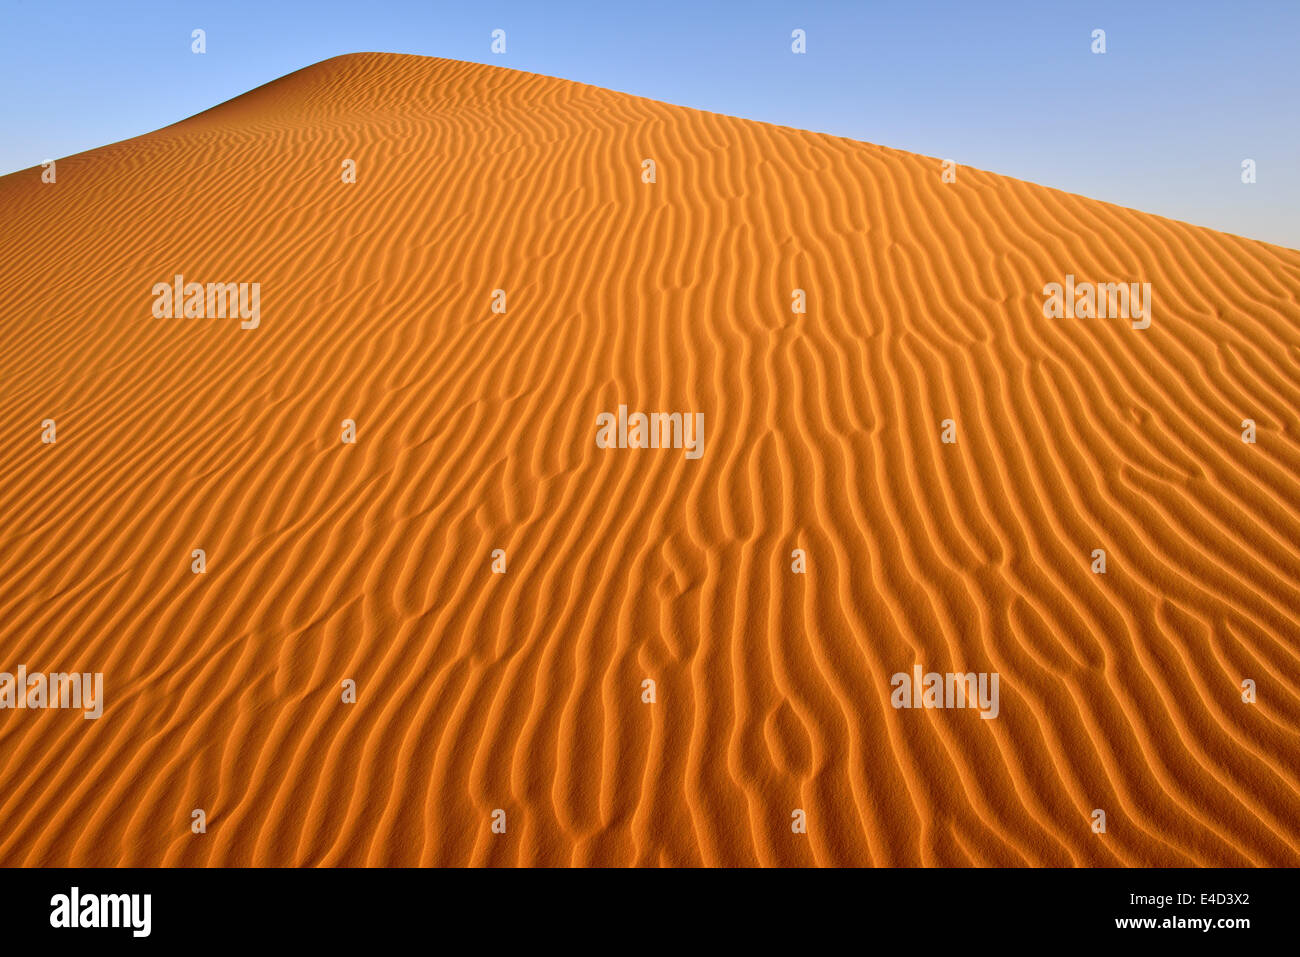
[0,53,1297,866]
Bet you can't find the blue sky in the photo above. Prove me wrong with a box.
[3,0,1296,247]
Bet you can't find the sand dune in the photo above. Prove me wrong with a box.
[0,52,1297,866]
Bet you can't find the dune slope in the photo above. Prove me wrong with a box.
[0,53,1297,866]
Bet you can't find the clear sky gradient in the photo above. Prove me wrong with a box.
[3,0,1296,247]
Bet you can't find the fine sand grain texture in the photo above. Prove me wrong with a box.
[0,53,1297,866]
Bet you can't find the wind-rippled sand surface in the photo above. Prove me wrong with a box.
[0,53,1297,866]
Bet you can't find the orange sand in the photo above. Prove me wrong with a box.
[0,53,1297,866]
